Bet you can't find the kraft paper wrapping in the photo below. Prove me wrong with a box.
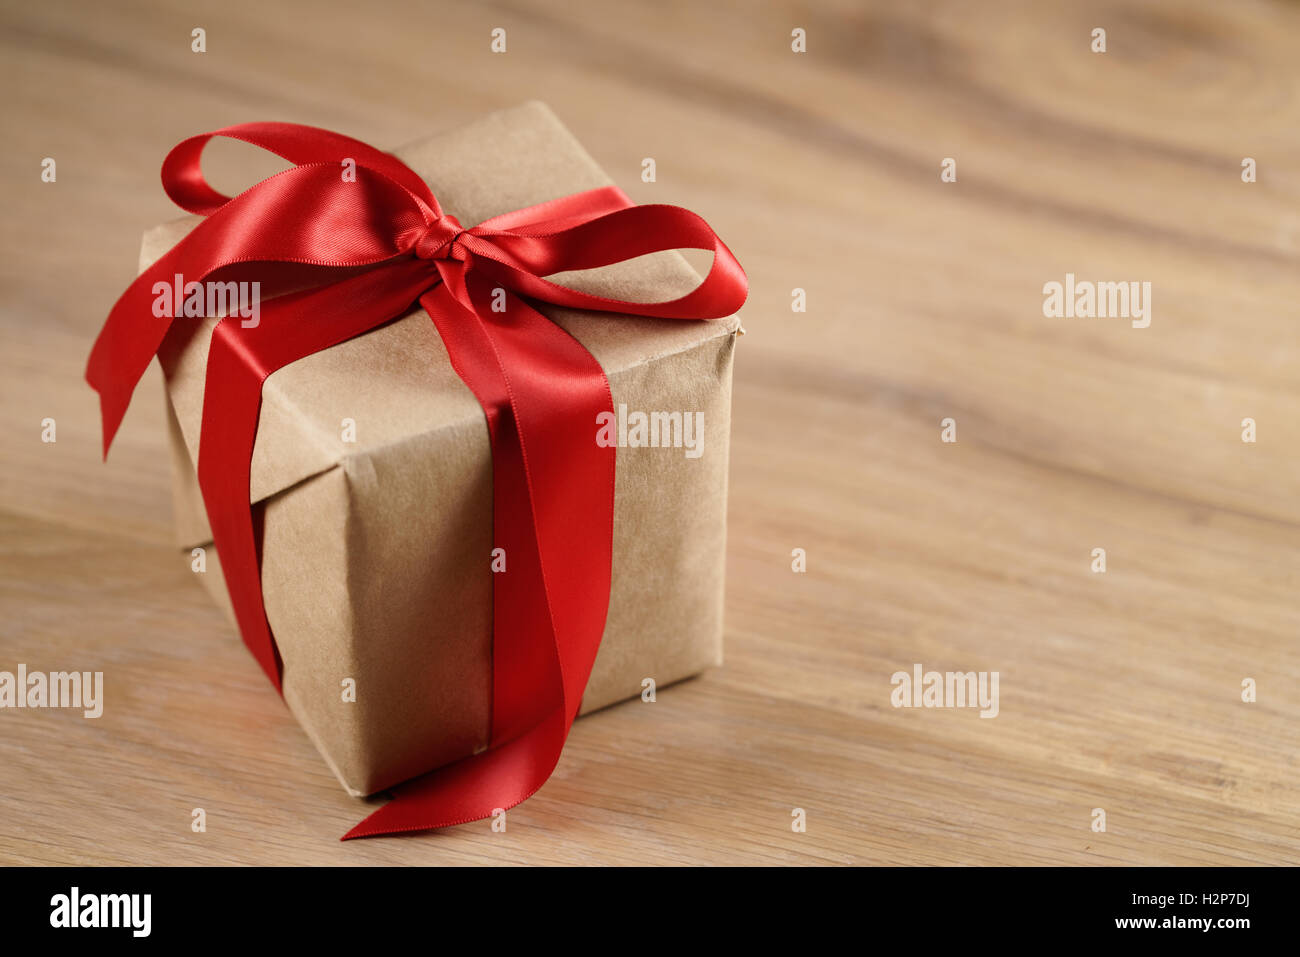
[141,102,740,796]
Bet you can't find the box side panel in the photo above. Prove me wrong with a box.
[581,328,737,713]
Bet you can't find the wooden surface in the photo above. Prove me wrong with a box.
[2,0,1298,865]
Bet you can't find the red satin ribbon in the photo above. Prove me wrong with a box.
[85,122,747,839]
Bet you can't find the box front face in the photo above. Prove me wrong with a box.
[306,322,738,794]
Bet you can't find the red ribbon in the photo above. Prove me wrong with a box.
[85,122,747,839]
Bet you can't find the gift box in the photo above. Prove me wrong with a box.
[134,102,742,799]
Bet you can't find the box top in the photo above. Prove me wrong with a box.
[143,101,741,509]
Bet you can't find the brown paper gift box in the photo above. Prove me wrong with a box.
[138,102,741,797]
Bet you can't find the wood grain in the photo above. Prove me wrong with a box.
[1,0,1297,865]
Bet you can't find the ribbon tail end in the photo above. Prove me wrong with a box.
[95,393,118,462]
[85,366,123,462]
[340,799,447,842]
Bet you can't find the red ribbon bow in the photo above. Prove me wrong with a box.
[86,121,747,839]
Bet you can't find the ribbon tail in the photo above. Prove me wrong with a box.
[342,706,567,839]
[342,275,615,839]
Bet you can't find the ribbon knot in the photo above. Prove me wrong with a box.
[411,214,466,261]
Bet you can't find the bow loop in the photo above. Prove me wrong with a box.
[162,122,439,218]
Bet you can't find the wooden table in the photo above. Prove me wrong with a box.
[2,0,1296,865]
